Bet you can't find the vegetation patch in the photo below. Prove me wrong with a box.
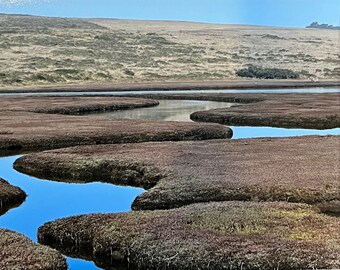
[2,96,159,115]
[14,136,340,213]
[0,228,67,270]
[0,111,231,154]
[38,201,340,270]
[236,66,300,79]
[261,34,285,40]
[0,96,231,154]
[190,93,340,129]
[0,178,26,216]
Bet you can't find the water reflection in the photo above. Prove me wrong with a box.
[0,88,339,97]
[94,100,234,122]
[231,126,340,139]
[92,100,340,138]
[0,155,144,270]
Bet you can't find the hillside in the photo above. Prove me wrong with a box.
[0,14,339,87]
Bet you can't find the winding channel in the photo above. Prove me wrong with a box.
[0,91,339,270]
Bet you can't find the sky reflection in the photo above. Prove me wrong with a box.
[0,155,144,270]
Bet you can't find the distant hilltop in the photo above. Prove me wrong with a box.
[306,22,340,30]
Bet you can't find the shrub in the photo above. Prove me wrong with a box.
[123,69,135,76]
[236,66,300,79]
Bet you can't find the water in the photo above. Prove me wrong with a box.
[231,126,340,139]
[0,87,339,97]
[92,99,234,122]
[92,99,340,138]
[0,96,339,270]
[0,155,144,270]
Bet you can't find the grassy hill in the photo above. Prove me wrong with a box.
[0,14,339,87]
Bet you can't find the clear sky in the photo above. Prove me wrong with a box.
[0,0,339,28]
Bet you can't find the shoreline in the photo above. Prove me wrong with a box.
[0,79,339,93]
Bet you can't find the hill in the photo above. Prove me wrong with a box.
[0,14,339,87]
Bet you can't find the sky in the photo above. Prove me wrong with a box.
[0,0,339,28]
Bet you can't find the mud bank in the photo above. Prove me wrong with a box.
[0,178,26,216]
[38,201,340,270]
[188,93,340,129]
[14,136,340,213]
[0,229,67,270]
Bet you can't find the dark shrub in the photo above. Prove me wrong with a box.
[236,66,300,79]
[124,69,135,76]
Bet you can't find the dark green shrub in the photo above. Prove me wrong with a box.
[236,66,300,79]
[123,69,135,76]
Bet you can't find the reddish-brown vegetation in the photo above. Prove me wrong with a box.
[14,136,340,213]
[0,178,26,216]
[0,96,232,154]
[0,229,67,270]
[0,96,159,114]
[189,93,340,129]
[38,201,340,270]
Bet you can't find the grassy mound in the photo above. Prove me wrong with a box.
[14,136,340,213]
[0,229,67,270]
[0,96,159,115]
[0,96,231,154]
[0,111,231,154]
[0,178,26,216]
[190,93,340,129]
[38,201,340,270]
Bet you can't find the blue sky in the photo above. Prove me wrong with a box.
[0,0,339,27]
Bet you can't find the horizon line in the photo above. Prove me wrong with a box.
[0,12,325,29]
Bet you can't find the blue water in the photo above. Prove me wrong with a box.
[231,126,340,139]
[0,155,144,270]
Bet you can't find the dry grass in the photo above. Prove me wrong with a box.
[38,201,340,270]
[0,228,67,270]
[14,136,340,213]
[0,178,26,216]
[0,14,339,87]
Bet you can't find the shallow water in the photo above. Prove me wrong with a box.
[0,96,339,270]
[93,99,340,138]
[93,99,234,122]
[0,87,339,96]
